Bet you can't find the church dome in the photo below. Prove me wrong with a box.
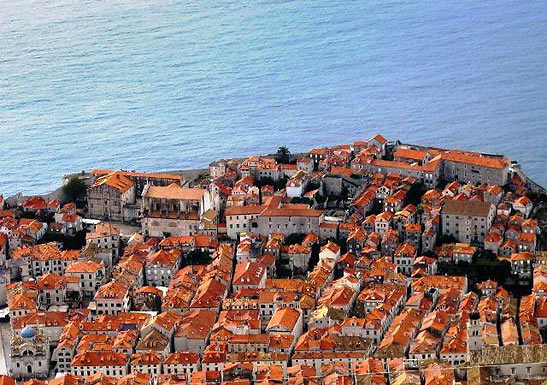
[21,326,36,339]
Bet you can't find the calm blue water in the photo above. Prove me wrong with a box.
[1,0,546,196]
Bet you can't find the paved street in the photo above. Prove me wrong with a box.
[109,222,141,238]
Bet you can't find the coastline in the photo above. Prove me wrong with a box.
[5,150,545,206]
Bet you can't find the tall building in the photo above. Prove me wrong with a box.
[467,312,483,354]
[441,199,495,243]
[141,183,211,237]
[87,171,136,222]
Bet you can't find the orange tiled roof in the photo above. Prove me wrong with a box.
[441,150,510,169]
[8,293,37,311]
[93,172,134,193]
[131,349,162,365]
[66,260,103,274]
[72,351,128,367]
[92,169,182,181]
[233,261,266,286]
[164,352,199,365]
[95,280,129,300]
[145,183,205,201]
[147,249,181,266]
[369,134,387,145]
[266,307,300,331]
[394,148,427,161]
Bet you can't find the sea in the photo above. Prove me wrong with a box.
[1,0,546,196]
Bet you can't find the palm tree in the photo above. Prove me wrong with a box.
[276,146,290,164]
[277,146,290,155]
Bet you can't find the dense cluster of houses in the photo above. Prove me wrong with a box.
[0,134,545,385]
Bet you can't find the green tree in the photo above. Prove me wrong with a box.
[406,182,427,206]
[285,233,306,245]
[436,234,458,246]
[276,146,291,164]
[64,177,87,202]
[274,176,289,191]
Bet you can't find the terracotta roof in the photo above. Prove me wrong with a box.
[266,307,301,331]
[12,243,61,261]
[520,232,536,243]
[66,261,103,274]
[510,252,533,262]
[164,352,199,365]
[369,134,387,145]
[22,196,48,210]
[92,169,182,181]
[477,280,498,290]
[261,207,323,218]
[441,150,510,169]
[190,278,228,308]
[309,148,328,155]
[8,293,37,311]
[376,211,394,221]
[453,243,476,254]
[135,286,163,298]
[131,350,162,365]
[36,273,78,290]
[394,148,427,161]
[226,205,265,216]
[175,309,217,339]
[484,232,502,243]
[412,275,466,292]
[145,183,205,200]
[370,158,440,173]
[395,243,417,257]
[233,261,266,286]
[86,222,120,238]
[117,372,151,385]
[93,172,134,193]
[72,351,128,366]
[77,334,114,352]
[0,376,14,385]
[147,249,181,266]
[514,196,532,206]
[95,280,129,300]
[45,375,81,385]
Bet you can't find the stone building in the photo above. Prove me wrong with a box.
[0,266,10,307]
[10,327,50,379]
[225,205,265,240]
[353,158,440,188]
[88,170,183,223]
[91,169,184,200]
[209,159,227,179]
[441,200,495,243]
[256,205,323,238]
[439,151,511,186]
[85,222,120,269]
[225,196,324,240]
[145,249,181,287]
[87,172,136,222]
[141,183,211,237]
